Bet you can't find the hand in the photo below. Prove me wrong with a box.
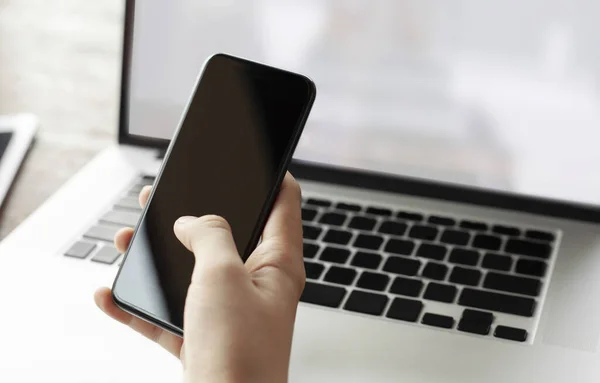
[94,173,306,383]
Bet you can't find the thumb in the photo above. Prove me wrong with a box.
[173,215,244,283]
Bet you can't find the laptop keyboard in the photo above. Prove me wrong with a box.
[63,176,559,344]
[63,176,156,265]
[301,197,559,343]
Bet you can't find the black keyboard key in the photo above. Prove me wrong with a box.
[492,225,521,237]
[383,256,421,276]
[458,309,494,336]
[303,242,320,259]
[344,290,388,316]
[101,210,140,227]
[459,288,536,317]
[462,308,494,321]
[115,196,141,210]
[84,224,121,242]
[484,272,541,296]
[494,325,528,342]
[408,225,439,241]
[384,239,415,256]
[366,206,393,217]
[306,198,331,208]
[440,230,470,246]
[449,266,482,286]
[416,243,447,261]
[516,259,547,277]
[348,216,377,231]
[319,212,348,226]
[336,202,362,212]
[422,313,454,329]
[378,220,408,236]
[302,224,322,240]
[389,276,424,297]
[396,211,424,221]
[64,241,96,259]
[472,234,502,251]
[424,282,457,303]
[91,245,121,265]
[525,230,555,242]
[301,208,318,222]
[421,262,448,281]
[128,178,153,192]
[386,297,423,322]
[304,261,325,279]
[351,251,382,269]
[427,215,456,226]
[482,253,512,271]
[127,188,144,197]
[353,234,384,250]
[322,229,352,245]
[128,183,146,195]
[300,282,346,308]
[449,248,480,266]
[505,238,552,259]
[356,271,390,291]
[459,220,488,231]
[320,246,351,264]
[324,266,357,285]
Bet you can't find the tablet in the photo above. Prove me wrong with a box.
[0,114,37,208]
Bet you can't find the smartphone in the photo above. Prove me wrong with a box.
[111,53,316,336]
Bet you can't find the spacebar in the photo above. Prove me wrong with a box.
[459,288,536,317]
[300,282,347,308]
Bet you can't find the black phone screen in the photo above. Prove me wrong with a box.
[113,54,315,332]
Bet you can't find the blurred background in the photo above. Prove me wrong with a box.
[2,0,600,237]
[0,0,123,238]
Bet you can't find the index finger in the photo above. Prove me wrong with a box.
[139,185,152,208]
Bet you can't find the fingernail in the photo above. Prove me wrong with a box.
[176,216,196,225]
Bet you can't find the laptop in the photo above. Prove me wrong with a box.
[2,0,600,381]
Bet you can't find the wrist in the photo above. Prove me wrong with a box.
[183,366,287,383]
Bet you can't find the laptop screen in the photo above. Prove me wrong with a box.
[127,0,600,206]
